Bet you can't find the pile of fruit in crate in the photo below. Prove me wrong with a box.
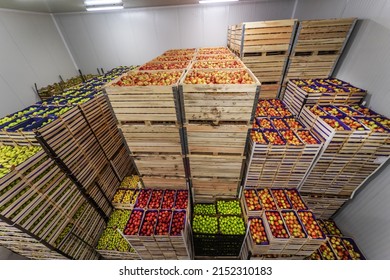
[309,104,389,132]
[192,200,245,236]
[0,145,41,179]
[308,219,366,260]
[0,66,132,134]
[251,99,321,145]
[245,188,333,258]
[291,78,366,94]
[112,175,141,209]
[97,209,135,253]
[122,189,188,237]
[184,69,254,85]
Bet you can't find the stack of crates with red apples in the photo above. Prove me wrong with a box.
[244,99,323,188]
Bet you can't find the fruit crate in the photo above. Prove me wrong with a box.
[179,68,260,123]
[327,236,352,260]
[262,210,290,254]
[184,121,250,156]
[296,210,327,254]
[111,144,133,181]
[341,237,366,260]
[280,210,308,254]
[300,193,349,219]
[104,70,184,124]
[189,59,245,70]
[238,19,298,99]
[241,188,263,219]
[244,127,322,188]
[283,79,366,116]
[247,217,270,255]
[120,121,183,155]
[191,177,240,203]
[138,61,190,71]
[97,163,121,202]
[133,154,186,178]
[112,189,139,210]
[283,18,357,84]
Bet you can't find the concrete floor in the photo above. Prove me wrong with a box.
[0,246,27,260]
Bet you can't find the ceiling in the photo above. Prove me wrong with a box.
[0,0,263,14]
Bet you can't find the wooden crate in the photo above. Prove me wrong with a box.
[120,121,182,155]
[133,154,185,178]
[104,70,183,123]
[188,154,244,179]
[191,177,239,203]
[300,193,350,219]
[244,130,322,188]
[283,18,357,84]
[238,20,298,99]
[179,68,260,123]
[141,176,187,189]
[184,121,249,156]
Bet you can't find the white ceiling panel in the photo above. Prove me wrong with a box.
[0,0,267,14]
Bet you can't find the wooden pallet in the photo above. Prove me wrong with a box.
[283,18,357,84]
[179,68,260,123]
[184,121,249,156]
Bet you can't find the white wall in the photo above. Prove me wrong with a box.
[0,9,77,116]
[54,0,295,73]
[294,0,390,260]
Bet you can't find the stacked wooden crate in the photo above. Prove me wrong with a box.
[283,78,367,116]
[298,104,390,219]
[244,99,323,188]
[105,53,192,188]
[122,189,192,260]
[0,146,102,259]
[242,188,327,258]
[229,24,242,55]
[282,18,357,94]
[228,20,297,99]
[179,48,260,202]
[0,67,138,259]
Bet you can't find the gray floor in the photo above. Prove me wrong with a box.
[0,246,28,260]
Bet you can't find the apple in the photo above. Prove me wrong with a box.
[170,211,186,236]
[257,189,277,210]
[280,130,303,145]
[329,236,350,260]
[373,117,390,129]
[316,219,330,235]
[123,209,143,235]
[147,190,163,209]
[310,106,327,116]
[277,107,293,117]
[339,116,365,130]
[155,210,172,235]
[271,189,292,209]
[323,220,343,236]
[192,215,218,234]
[272,119,289,130]
[297,211,325,239]
[264,211,289,238]
[114,71,182,86]
[175,190,188,209]
[139,211,158,236]
[296,130,318,144]
[268,99,283,107]
[281,211,306,238]
[161,190,176,209]
[284,118,304,130]
[319,242,337,260]
[322,106,343,117]
[356,118,386,132]
[196,54,236,60]
[249,218,269,244]
[257,118,273,129]
[139,61,189,70]
[256,107,267,117]
[251,130,267,144]
[263,131,285,145]
[307,250,322,260]
[184,70,254,84]
[266,107,280,117]
[194,203,216,215]
[244,189,262,211]
[351,105,378,117]
[336,106,361,116]
[258,100,271,107]
[322,117,345,131]
[192,60,243,69]
[154,55,193,62]
[219,216,245,235]
[134,189,152,208]
[285,189,307,210]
